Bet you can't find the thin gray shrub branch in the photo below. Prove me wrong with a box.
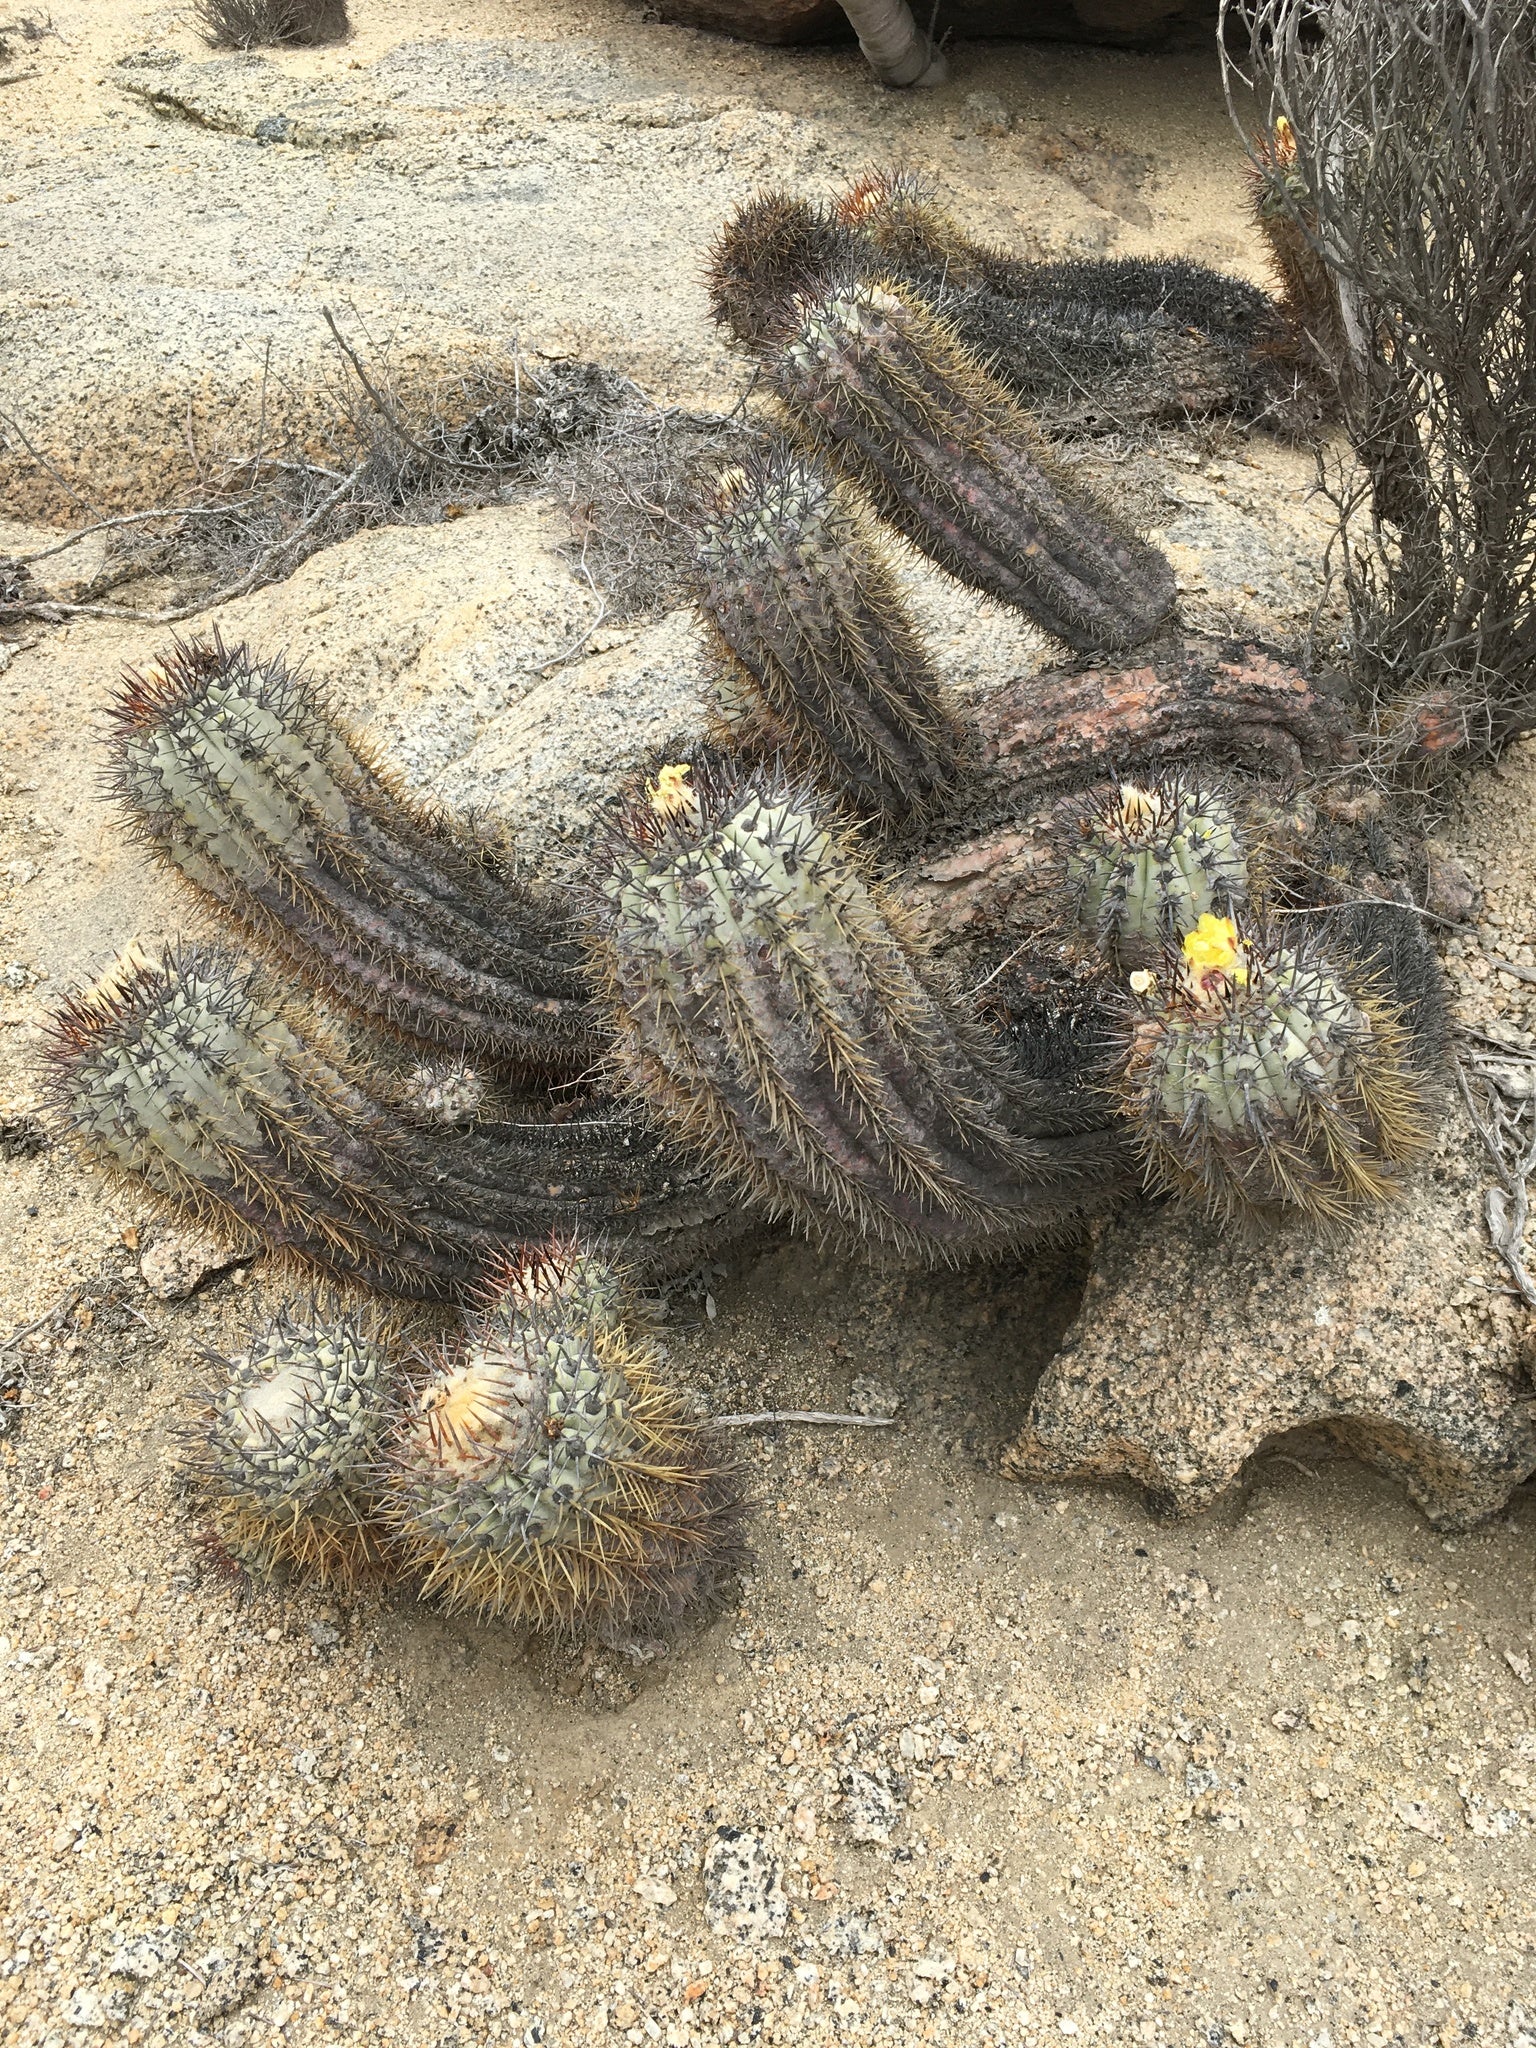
[1221,0,1536,763]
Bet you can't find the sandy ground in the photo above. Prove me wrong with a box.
[4,5,1536,2047]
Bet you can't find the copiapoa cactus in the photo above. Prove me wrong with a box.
[707,175,1309,431]
[594,757,1128,1255]
[695,440,957,825]
[106,635,602,1078]
[1066,775,1249,967]
[378,1243,743,1632]
[187,1304,395,1588]
[1117,910,1435,1225]
[40,944,736,1300]
[770,277,1178,654]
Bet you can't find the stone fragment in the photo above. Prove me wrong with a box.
[702,1826,787,1940]
[1003,1105,1536,1528]
[840,1766,901,1843]
[139,1228,244,1301]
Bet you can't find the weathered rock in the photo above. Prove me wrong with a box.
[1003,1101,1536,1528]
[648,1,1193,47]
[702,1826,788,1940]
[139,1229,245,1302]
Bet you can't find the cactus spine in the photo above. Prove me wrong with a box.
[1067,776,1248,967]
[596,759,1126,1254]
[189,1306,395,1587]
[696,442,957,824]
[106,636,602,1076]
[771,279,1178,654]
[1118,913,1434,1225]
[379,1245,743,1631]
[41,945,736,1300]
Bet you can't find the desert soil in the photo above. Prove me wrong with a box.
[3,5,1536,2047]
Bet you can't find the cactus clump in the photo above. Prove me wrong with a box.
[41,945,737,1301]
[696,441,957,825]
[1067,776,1249,966]
[771,278,1177,653]
[188,1306,394,1587]
[1118,912,1435,1225]
[709,176,1301,431]
[379,1245,743,1631]
[596,759,1126,1255]
[106,635,601,1077]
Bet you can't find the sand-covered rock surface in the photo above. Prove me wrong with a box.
[4,4,1536,2045]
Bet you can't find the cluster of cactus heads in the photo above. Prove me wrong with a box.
[1066,775,1249,967]
[382,1245,742,1631]
[183,1248,744,1634]
[695,440,957,823]
[768,278,1178,654]
[106,636,601,1079]
[595,757,1127,1255]
[188,1304,396,1588]
[1118,911,1435,1226]
[41,943,734,1300]
[38,174,1452,1376]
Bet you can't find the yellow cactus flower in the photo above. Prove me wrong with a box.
[1181,913,1248,997]
[1272,114,1297,167]
[648,762,696,821]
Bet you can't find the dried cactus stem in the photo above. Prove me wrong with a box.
[598,762,1125,1255]
[774,281,1177,653]
[380,1245,744,1633]
[107,636,602,1076]
[696,443,957,824]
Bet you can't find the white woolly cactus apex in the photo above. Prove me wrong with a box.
[379,1244,744,1634]
[189,1306,396,1587]
[1119,913,1435,1226]
[1066,775,1248,966]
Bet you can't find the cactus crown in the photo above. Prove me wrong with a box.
[695,439,956,823]
[705,190,850,355]
[190,1304,396,1585]
[833,167,997,289]
[1120,914,1434,1224]
[381,1243,741,1630]
[1067,775,1248,964]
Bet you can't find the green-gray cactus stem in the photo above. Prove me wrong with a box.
[696,443,957,824]
[188,1305,396,1587]
[40,945,739,1301]
[380,1243,744,1632]
[1066,776,1249,966]
[106,635,602,1076]
[771,280,1178,654]
[595,760,1127,1256]
[1118,913,1436,1226]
